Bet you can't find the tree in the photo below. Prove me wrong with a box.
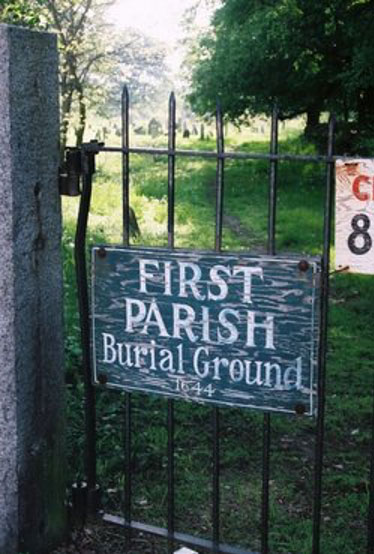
[188,0,374,143]
[43,0,114,152]
[94,28,171,123]
[0,0,109,149]
[43,1,171,152]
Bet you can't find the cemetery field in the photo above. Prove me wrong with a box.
[62,133,374,553]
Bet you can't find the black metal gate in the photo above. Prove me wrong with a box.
[61,85,374,553]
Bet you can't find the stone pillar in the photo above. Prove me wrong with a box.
[0,24,66,553]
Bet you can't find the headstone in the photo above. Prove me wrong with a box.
[0,24,66,553]
[148,118,162,138]
[134,125,146,135]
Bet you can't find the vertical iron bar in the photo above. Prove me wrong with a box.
[125,391,132,550]
[312,114,335,554]
[168,92,176,249]
[212,101,224,549]
[167,92,176,553]
[74,153,96,503]
[122,85,132,550]
[212,405,220,549]
[261,417,270,554]
[262,105,278,554]
[268,105,279,256]
[122,85,130,246]
[167,400,175,553]
[215,100,225,252]
[367,378,374,553]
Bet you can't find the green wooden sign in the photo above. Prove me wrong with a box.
[91,247,321,416]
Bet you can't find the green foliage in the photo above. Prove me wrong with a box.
[0,0,44,27]
[188,0,374,150]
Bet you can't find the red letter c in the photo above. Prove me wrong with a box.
[352,175,370,201]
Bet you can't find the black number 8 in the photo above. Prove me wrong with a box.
[347,214,372,255]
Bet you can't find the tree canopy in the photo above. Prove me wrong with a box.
[97,28,171,121]
[0,0,44,27]
[188,0,374,139]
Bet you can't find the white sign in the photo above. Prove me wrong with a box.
[336,159,374,274]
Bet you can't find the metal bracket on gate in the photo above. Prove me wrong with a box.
[59,140,104,196]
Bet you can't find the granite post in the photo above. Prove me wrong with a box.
[0,24,66,553]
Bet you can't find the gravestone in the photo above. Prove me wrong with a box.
[0,24,66,553]
[134,125,146,135]
[148,117,162,138]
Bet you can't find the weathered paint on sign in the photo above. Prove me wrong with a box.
[91,247,321,416]
[336,159,374,274]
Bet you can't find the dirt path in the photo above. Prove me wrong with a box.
[207,178,264,249]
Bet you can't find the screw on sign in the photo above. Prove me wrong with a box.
[335,159,374,274]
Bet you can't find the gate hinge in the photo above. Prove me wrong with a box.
[59,140,104,196]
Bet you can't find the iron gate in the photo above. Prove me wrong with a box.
[60,85,374,553]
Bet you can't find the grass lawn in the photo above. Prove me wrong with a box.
[61,130,374,553]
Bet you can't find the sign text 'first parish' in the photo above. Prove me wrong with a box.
[92,247,321,415]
